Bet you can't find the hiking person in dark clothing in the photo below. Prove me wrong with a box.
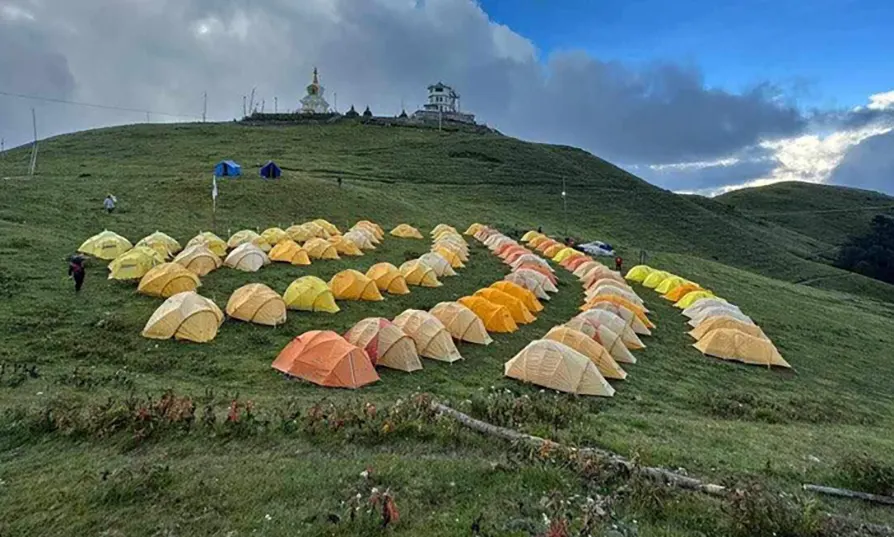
[537,226,542,233]
[69,255,85,292]
[615,256,623,272]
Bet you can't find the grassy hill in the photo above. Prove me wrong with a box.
[716,181,894,251]
[2,122,894,536]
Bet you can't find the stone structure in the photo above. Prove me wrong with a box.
[299,67,330,114]
[413,82,476,124]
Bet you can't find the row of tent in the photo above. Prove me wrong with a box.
[464,227,645,397]
[626,265,789,368]
[214,160,282,179]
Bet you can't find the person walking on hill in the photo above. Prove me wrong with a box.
[68,255,86,293]
[615,256,623,272]
[103,194,117,214]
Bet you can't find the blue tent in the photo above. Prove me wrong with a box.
[214,160,241,177]
[259,161,282,179]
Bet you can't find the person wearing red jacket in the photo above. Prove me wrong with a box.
[68,255,86,292]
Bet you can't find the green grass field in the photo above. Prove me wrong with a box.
[2,122,894,536]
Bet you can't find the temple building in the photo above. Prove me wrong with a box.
[413,82,476,124]
[299,67,330,114]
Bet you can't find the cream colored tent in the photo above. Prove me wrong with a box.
[343,229,376,250]
[418,252,457,277]
[269,240,311,265]
[260,227,289,246]
[400,260,442,287]
[585,284,645,306]
[228,230,272,252]
[429,301,493,345]
[390,224,424,239]
[286,224,316,243]
[504,270,553,300]
[303,238,340,260]
[585,302,652,336]
[510,254,552,272]
[141,291,223,343]
[366,262,411,295]
[688,307,753,328]
[563,317,636,364]
[504,340,615,396]
[329,235,364,256]
[186,232,227,257]
[224,243,270,272]
[694,328,790,368]
[574,261,605,280]
[301,221,331,239]
[689,316,767,341]
[173,244,222,276]
[543,326,627,380]
[344,318,422,372]
[464,223,485,236]
[575,310,645,350]
[137,263,201,298]
[432,246,465,268]
[329,269,384,301]
[283,276,340,313]
[353,220,384,240]
[226,283,287,326]
[393,309,462,362]
[312,218,340,236]
[431,224,457,236]
[682,299,737,319]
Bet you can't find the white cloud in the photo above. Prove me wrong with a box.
[868,90,894,111]
[0,3,34,21]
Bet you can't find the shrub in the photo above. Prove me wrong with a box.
[836,454,894,496]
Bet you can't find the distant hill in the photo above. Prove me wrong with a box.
[715,181,894,249]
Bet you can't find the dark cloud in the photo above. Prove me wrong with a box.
[0,0,809,172]
[829,131,894,195]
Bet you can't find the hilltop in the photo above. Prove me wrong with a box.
[1,122,894,536]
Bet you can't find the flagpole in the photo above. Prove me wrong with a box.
[212,175,218,232]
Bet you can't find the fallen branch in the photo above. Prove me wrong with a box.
[805,484,894,506]
[432,402,726,497]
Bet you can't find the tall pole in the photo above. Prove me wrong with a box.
[274,97,278,113]
[248,87,256,116]
[261,99,265,113]
[334,92,338,113]
[562,177,568,237]
[1,137,4,159]
[243,96,247,118]
[28,108,38,177]
[202,91,207,122]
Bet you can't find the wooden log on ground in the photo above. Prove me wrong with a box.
[804,484,894,506]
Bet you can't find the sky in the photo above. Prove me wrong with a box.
[1,0,893,195]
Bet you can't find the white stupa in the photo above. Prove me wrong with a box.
[299,67,330,114]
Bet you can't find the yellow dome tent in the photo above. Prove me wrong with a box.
[553,247,583,264]
[625,265,653,283]
[521,230,543,242]
[301,221,330,239]
[563,318,637,365]
[432,246,465,269]
[689,316,767,341]
[457,296,518,333]
[141,291,223,343]
[329,270,384,301]
[79,230,133,260]
[464,223,484,236]
[283,276,340,313]
[429,301,493,345]
[137,263,201,298]
[418,253,457,277]
[172,244,221,276]
[344,318,422,372]
[390,224,424,239]
[431,224,457,236]
[542,243,565,258]
[343,230,376,250]
[136,236,174,259]
[186,232,227,257]
[366,262,411,295]
[269,240,311,265]
[693,328,790,368]
[328,235,364,256]
[353,220,384,240]
[312,219,340,236]
[228,230,271,252]
[641,270,671,289]
[261,227,289,246]
[663,282,702,302]
[138,231,181,255]
[489,281,543,313]
[400,260,442,287]
[303,238,340,260]
[224,243,270,272]
[528,235,550,248]
[226,283,287,326]
[505,340,615,397]
[576,310,645,350]
[393,309,462,362]
[504,270,553,300]
[543,326,627,380]
[108,248,163,280]
[286,224,316,243]
[474,288,536,324]
[674,290,716,309]
[654,276,686,294]
[434,242,469,263]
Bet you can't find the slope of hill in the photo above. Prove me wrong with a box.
[716,181,894,249]
[1,123,894,535]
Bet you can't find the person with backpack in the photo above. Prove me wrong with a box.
[68,255,86,292]
[103,194,116,214]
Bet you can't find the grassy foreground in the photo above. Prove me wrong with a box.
[1,122,894,536]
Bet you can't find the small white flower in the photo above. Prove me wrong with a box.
[371,487,380,494]
[36,392,43,396]
[449,481,455,487]
[264,514,272,521]
[360,470,369,478]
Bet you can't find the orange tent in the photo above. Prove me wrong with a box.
[583,268,625,289]
[458,296,518,333]
[542,243,564,258]
[271,330,379,389]
[490,280,543,313]
[535,239,560,253]
[510,253,553,272]
[528,235,550,248]
[563,255,593,271]
[503,249,533,266]
[663,283,702,302]
[494,242,519,257]
[474,288,536,324]
[269,240,311,266]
